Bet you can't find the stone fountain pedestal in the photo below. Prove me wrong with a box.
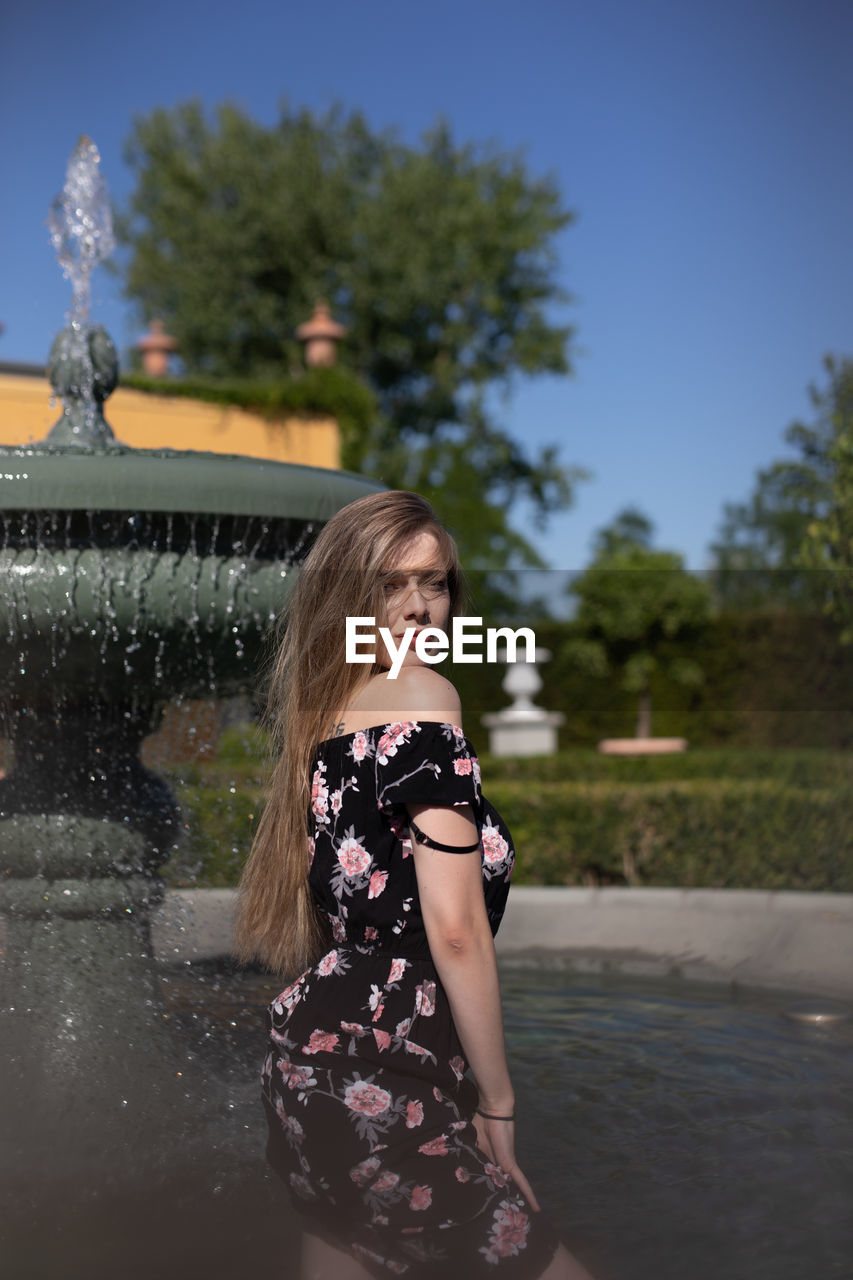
[482,647,564,757]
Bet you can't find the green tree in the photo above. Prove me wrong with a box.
[797,356,853,639]
[590,505,654,557]
[709,358,846,613]
[567,510,712,737]
[117,100,584,567]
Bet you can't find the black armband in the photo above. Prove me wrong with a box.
[408,817,481,854]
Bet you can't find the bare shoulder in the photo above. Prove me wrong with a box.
[354,667,463,727]
[394,666,462,723]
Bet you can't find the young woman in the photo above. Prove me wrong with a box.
[236,491,595,1280]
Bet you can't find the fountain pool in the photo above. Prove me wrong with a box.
[5,960,850,1280]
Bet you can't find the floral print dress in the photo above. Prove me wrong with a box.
[261,721,561,1278]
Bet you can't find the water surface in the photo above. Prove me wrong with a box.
[159,961,853,1280]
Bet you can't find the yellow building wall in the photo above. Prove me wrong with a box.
[0,372,340,470]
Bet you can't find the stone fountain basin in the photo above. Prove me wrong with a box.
[0,446,382,702]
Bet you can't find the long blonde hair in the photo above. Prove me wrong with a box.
[234,490,464,977]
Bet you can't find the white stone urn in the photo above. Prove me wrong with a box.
[482,647,564,757]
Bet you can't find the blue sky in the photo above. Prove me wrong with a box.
[2,0,852,571]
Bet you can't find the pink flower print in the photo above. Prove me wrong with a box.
[389,814,413,858]
[373,1028,392,1051]
[455,1166,470,1183]
[331,789,342,814]
[471,756,481,786]
[376,721,416,763]
[396,1018,411,1038]
[418,1134,449,1156]
[453,757,472,776]
[481,820,509,868]
[449,1056,465,1081]
[409,1184,432,1211]
[307,836,315,865]
[406,1100,424,1129]
[433,1087,443,1103]
[289,1172,315,1199]
[404,1040,430,1060]
[482,1201,530,1263]
[370,1170,400,1194]
[368,870,388,899]
[368,984,384,1017]
[274,1099,305,1142]
[311,766,329,820]
[316,949,339,977]
[351,730,369,762]
[485,1162,510,1189]
[364,925,378,941]
[350,1155,381,1186]
[331,916,347,943]
[302,1029,339,1056]
[387,957,408,985]
[284,1113,304,1141]
[277,1060,317,1092]
[343,1079,392,1117]
[373,1214,389,1226]
[341,1021,365,1035]
[273,979,303,1015]
[336,837,371,878]
[415,980,436,1017]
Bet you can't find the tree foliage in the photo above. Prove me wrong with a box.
[566,510,712,737]
[709,356,849,614]
[117,100,583,566]
[797,356,853,638]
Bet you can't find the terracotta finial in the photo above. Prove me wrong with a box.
[136,318,178,377]
[295,301,347,367]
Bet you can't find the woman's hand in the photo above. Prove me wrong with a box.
[471,1113,541,1213]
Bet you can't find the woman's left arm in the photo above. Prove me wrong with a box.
[409,801,540,1211]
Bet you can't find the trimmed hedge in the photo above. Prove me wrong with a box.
[161,733,853,893]
[487,777,853,890]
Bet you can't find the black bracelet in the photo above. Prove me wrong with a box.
[476,1108,515,1122]
[408,817,481,854]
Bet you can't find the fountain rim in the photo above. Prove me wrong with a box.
[0,445,384,518]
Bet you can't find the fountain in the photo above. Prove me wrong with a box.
[0,138,380,1273]
[3,141,852,1280]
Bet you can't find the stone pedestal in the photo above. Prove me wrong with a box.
[481,714,564,757]
[482,647,564,757]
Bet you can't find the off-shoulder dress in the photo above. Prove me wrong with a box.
[261,720,561,1277]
